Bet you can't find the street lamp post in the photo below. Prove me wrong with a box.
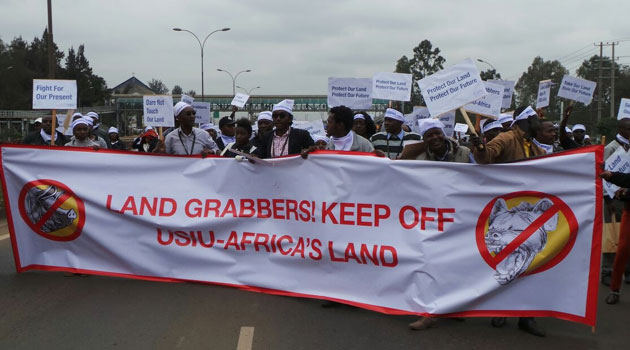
[173,27,230,101]
[477,58,496,72]
[236,85,261,95]
[217,69,251,96]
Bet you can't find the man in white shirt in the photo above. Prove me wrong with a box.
[157,102,219,156]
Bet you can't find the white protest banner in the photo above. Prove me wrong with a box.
[327,77,373,110]
[603,146,630,198]
[143,95,175,127]
[405,106,455,137]
[558,75,596,105]
[489,80,516,109]
[32,79,77,109]
[293,119,326,137]
[372,72,413,102]
[231,93,250,108]
[192,102,211,124]
[454,123,469,133]
[181,94,194,105]
[463,81,504,118]
[0,145,602,326]
[536,80,552,109]
[417,58,487,118]
[617,98,630,120]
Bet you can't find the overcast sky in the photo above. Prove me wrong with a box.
[1,0,629,96]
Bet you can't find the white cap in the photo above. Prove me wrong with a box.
[511,106,537,126]
[565,127,572,133]
[32,117,43,124]
[108,127,119,134]
[200,123,214,131]
[482,120,503,133]
[572,124,586,132]
[498,113,513,124]
[82,116,94,127]
[272,99,294,115]
[585,134,590,140]
[71,118,90,130]
[418,118,445,137]
[312,134,330,144]
[145,126,154,132]
[384,108,404,123]
[86,111,99,120]
[173,101,190,117]
[257,111,273,122]
[354,113,365,120]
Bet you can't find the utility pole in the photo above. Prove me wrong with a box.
[47,0,54,79]
[611,42,617,119]
[596,42,603,123]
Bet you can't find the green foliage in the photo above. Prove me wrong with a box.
[515,57,568,119]
[172,85,183,95]
[148,79,169,94]
[0,30,109,109]
[480,69,501,81]
[394,40,446,112]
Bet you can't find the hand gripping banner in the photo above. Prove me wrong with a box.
[0,145,602,325]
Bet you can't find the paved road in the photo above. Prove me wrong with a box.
[0,221,628,349]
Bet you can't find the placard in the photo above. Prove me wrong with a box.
[292,120,326,137]
[463,81,504,118]
[405,106,455,137]
[143,95,175,127]
[617,98,630,120]
[536,80,552,109]
[231,93,250,108]
[181,94,194,105]
[328,77,373,110]
[488,80,516,109]
[32,79,77,109]
[417,58,487,117]
[454,123,469,133]
[192,102,211,124]
[372,72,413,102]
[557,75,596,105]
[604,146,630,198]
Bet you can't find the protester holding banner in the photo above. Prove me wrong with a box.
[408,119,472,163]
[599,170,630,304]
[157,102,219,156]
[481,120,503,143]
[312,135,330,150]
[258,100,314,158]
[108,127,127,151]
[132,126,159,153]
[64,118,100,148]
[220,119,259,158]
[319,106,374,153]
[216,117,236,151]
[532,120,559,154]
[86,111,110,148]
[472,106,545,164]
[352,112,377,140]
[252,111,273,150]
[22,115,66,146]
[370,108,421,159]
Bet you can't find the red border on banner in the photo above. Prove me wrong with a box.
[0,144,603,326]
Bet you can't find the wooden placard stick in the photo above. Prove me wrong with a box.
[474,114,481,134]
[158,127,164,142]
[459,108,484,151]
[601,135,606,145]
[50,109,56,146]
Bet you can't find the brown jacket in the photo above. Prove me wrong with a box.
[415,138,472,163]
[473,126,545,164]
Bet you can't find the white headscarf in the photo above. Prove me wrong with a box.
[71,118,90,130]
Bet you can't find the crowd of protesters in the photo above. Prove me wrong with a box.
[18,98,630,337]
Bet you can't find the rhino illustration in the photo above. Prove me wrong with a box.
[25,185,77,233]
[485,198,558,285]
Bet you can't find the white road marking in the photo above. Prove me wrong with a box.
[236,327,255,350]
[0,234,9,241]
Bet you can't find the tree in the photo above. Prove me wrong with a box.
[515,56,568,119]
[185,90,196,96]
[64,45,109,107]
[148,79,169,94]
[480,69,501,81]
[172,85,183,95]
[394,40,446,111]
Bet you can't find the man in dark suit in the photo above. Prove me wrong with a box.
[22,115,66,146]
[258,99,314,158]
